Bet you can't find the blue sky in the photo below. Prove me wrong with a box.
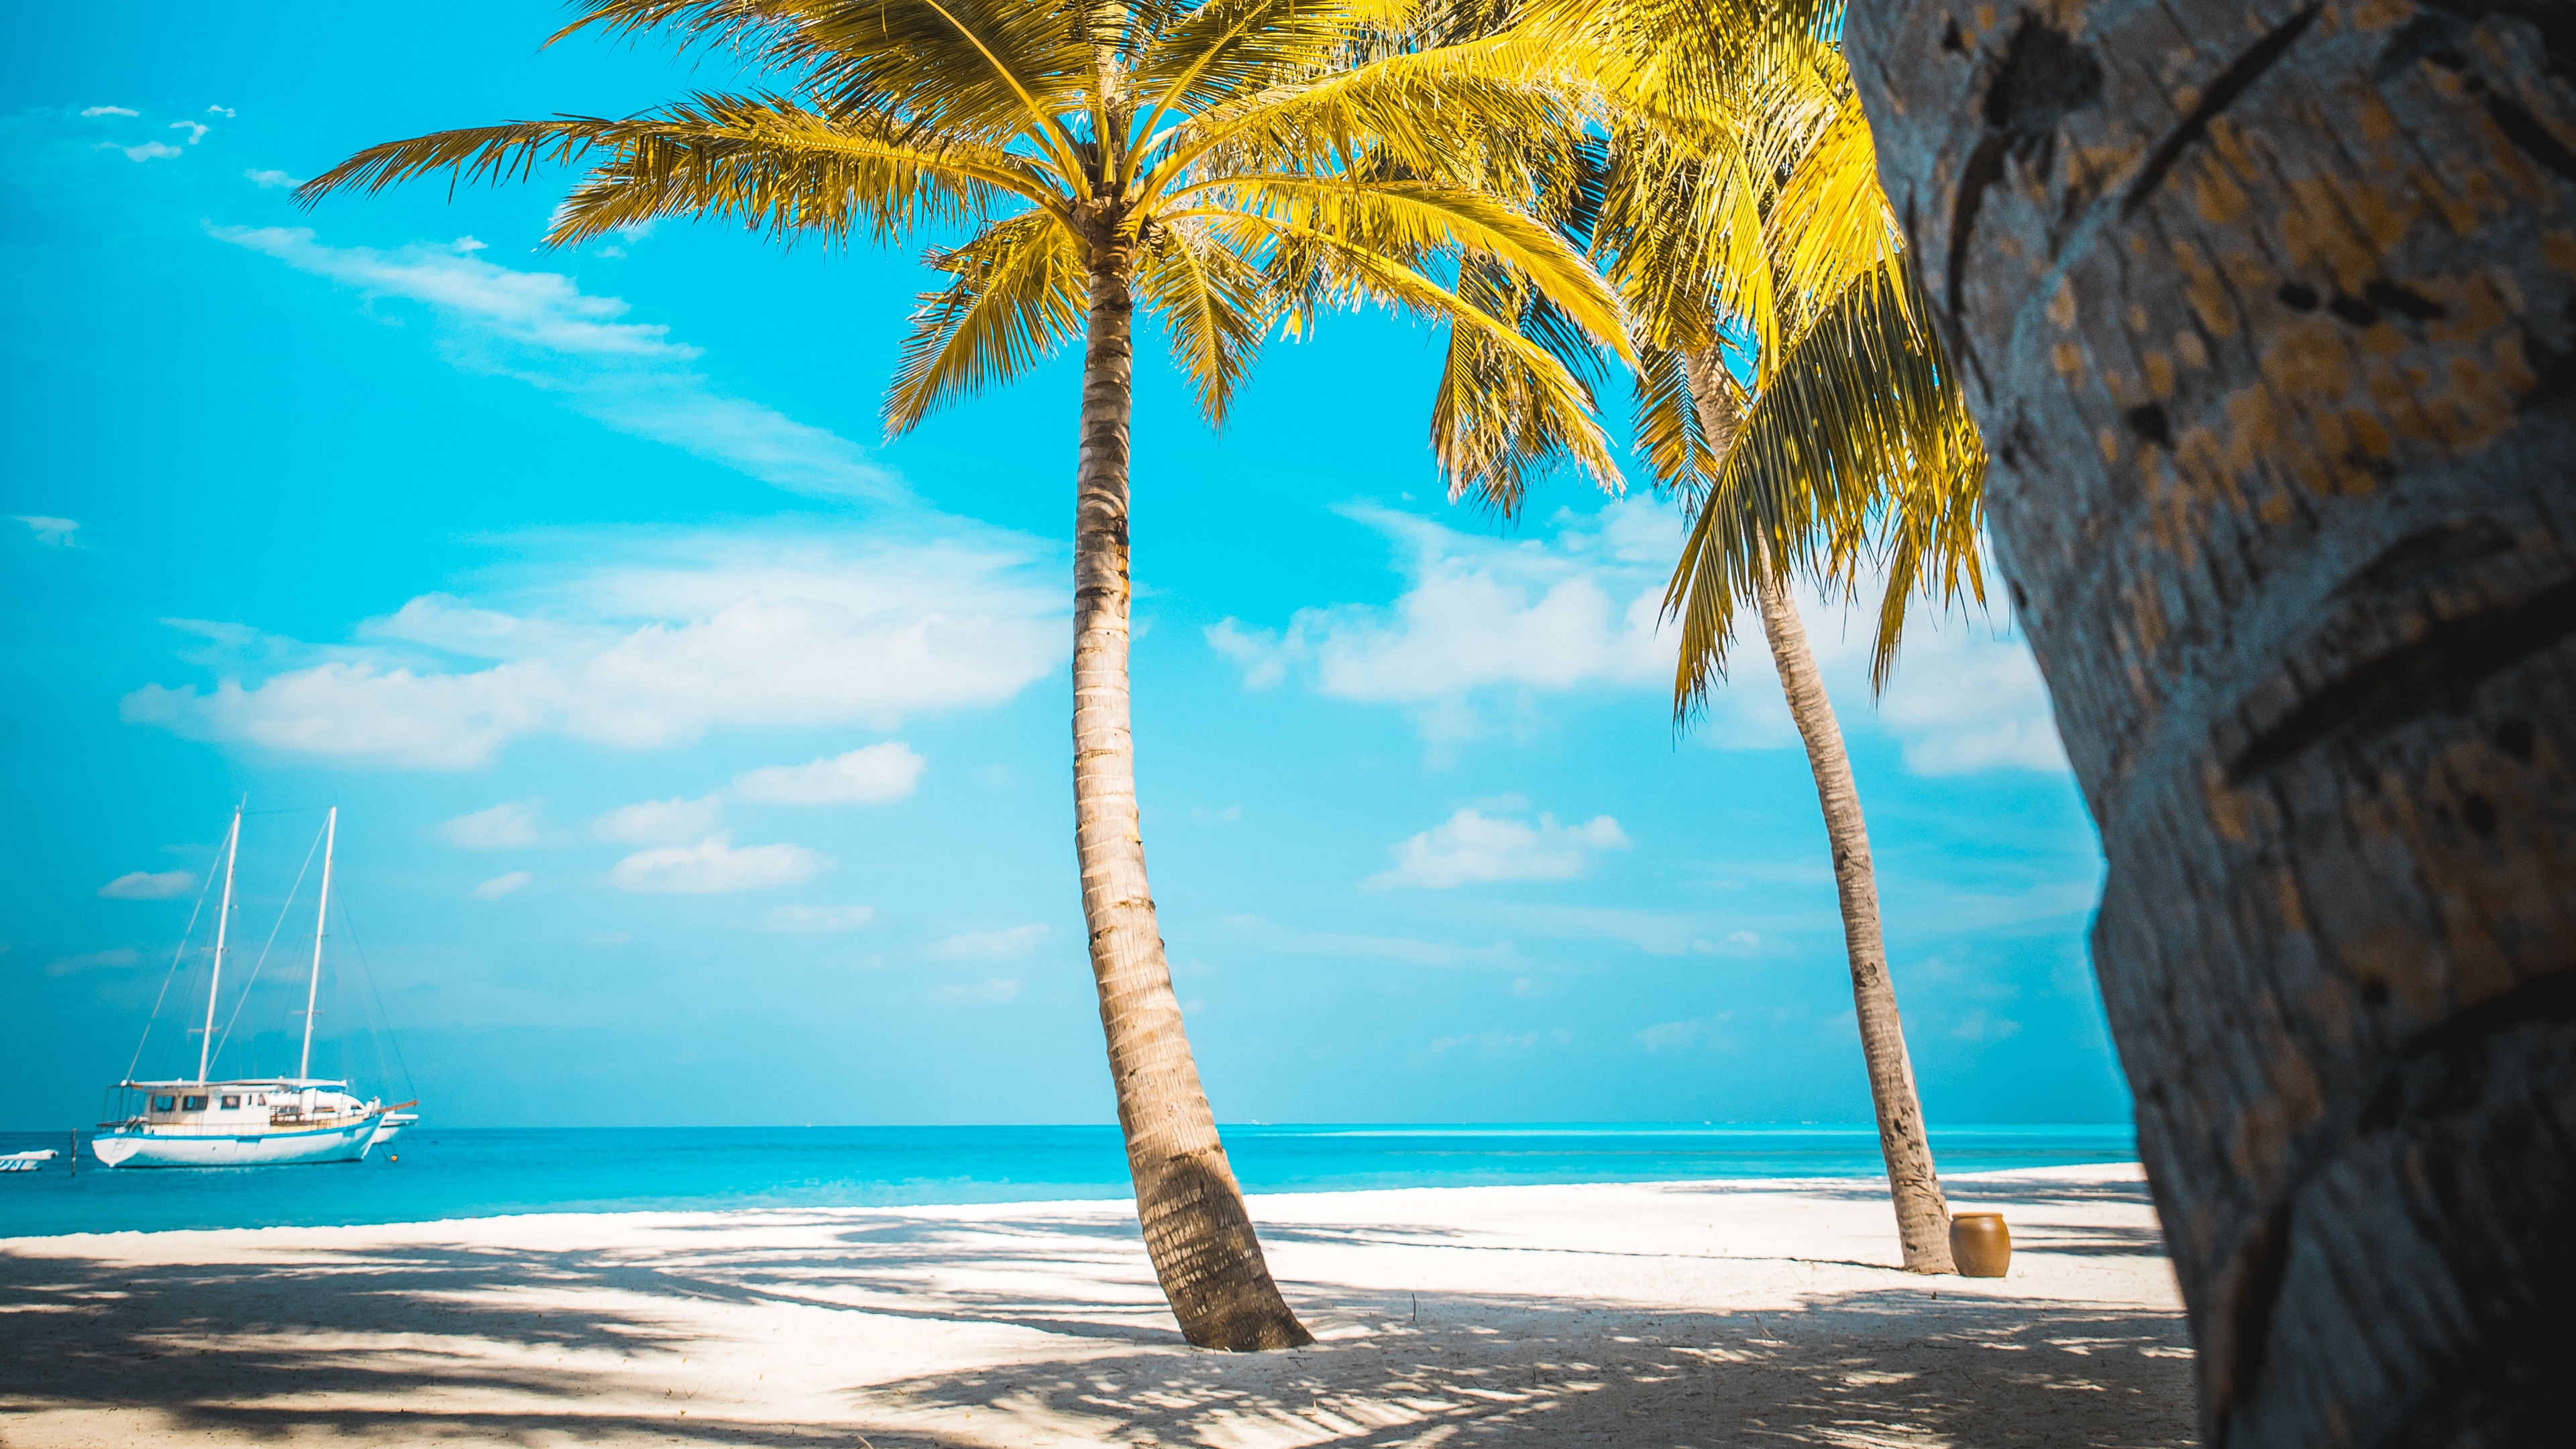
[1,2,2124,1130]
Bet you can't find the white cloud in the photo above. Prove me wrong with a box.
[15,515,78,546]
[1365,808,1630,890]
[98,870,196,900]
[244,168,301,189]
[928,924,1048,961]
[472,871,533,900]
[592,795,724,845]
[932,977,1022,1006]
[758,904,877,933]
[733,742,924,806]
[99,140,181,161]
[82,105,140,117]
[1216,500,2067,774]
[207,105,237,118]
[441,801,541,849]
[1950,1008,2023,1042]
[1208,502,1673,739]
[47,947,140,977]
[170,121,209,144]
[208,225,902,501]
[1217,913,1513,966]
[609,835,824,894]
[1636,1014,1734,1052]
[122,524,1061,769]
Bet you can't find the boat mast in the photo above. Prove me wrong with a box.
[298,807,337,1081]
[198,804,242,1085]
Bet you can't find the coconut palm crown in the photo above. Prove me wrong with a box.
[299,0,1631,1350]
[302,0,1624,491]
[1534,0,1988,701]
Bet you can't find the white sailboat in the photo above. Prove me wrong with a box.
[93,806,420,1169]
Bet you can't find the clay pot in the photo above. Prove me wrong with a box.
[1950,1212,2011,1277]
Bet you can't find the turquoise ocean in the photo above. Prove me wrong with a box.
[0,1123,2134,1239]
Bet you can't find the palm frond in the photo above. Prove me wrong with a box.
[1134,217,1272,423]
[1631,343,1717,503]
[299,95,1049,247]
[884,210,1087,434]
[1142,31,1588,203]
[1766,100,1899,335]
[1192,173,1633,365]
[1665,262,1985,716]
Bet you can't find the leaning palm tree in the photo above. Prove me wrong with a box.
[299,0,1626,1349]
[1514,0,1986,1273]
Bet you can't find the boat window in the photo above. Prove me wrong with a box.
[182,1095,207,1111]
[221,1095,241,1109]
[152,1095,176,1112]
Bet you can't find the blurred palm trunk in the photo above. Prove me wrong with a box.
[1849,0,2576,1439]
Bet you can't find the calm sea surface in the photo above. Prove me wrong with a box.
[0,1123,2134,1238]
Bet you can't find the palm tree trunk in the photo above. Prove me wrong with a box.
[1073,253,1313,1352]
[1849,1,2576,1440]
[1685,349,1956,1274]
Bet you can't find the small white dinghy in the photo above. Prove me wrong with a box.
[93,805,422,1169]
[0,1149,59,1173]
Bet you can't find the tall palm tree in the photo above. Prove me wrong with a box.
[1851,0,2575,1438]
[300,0,1626,1350]
[1513,0,1986,1273]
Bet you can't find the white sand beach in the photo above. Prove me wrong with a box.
[0,1164,2192,1447]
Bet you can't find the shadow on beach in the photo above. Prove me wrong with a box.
[1,1181,2194,1448]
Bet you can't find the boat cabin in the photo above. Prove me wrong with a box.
[117,1079,370,1130]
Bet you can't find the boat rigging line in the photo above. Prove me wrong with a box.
[208,816,328,1076]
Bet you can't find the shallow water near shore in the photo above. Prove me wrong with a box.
[0,1122,2133,1238]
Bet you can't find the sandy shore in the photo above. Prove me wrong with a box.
[0,1164,2192,1447]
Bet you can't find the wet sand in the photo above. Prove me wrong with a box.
[0,1163,2194,1446]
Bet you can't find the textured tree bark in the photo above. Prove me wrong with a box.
[1685,349,1958,1274]
[1073,252,1314,1352]
[1847,0,2575,1442]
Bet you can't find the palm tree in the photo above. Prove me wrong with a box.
[1514,0,1985,1273]
[1850,0,2575,1438]
[300,0,1627,1350]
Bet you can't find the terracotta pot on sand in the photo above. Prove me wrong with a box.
[1950,1212,2010,1277]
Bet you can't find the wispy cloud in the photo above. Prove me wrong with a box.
[592,796,724,845]
[80,105,139,117]
[47,947,141,976]
[1365,808,1629,890]
[169,121,208,144]
[1208,501,1672,741]
[14,516,78,546]
[123,525,1061,769]
[1216,913,1515,967]
[928,924,1048,961]
[758,904,877,933]
[98,870,196,900]
[244,168,301,189]
[208,225,902,501]
[207,105,237,119]
[1212,500,2068,775]
[99,140,180,162]
[608,835,824,894]
[931,977,1022,1006]
[472,871,533,900]
[732,742,926,806]
[441,802,541,849]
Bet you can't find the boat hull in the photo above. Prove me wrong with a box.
[91,1121,378,1168]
